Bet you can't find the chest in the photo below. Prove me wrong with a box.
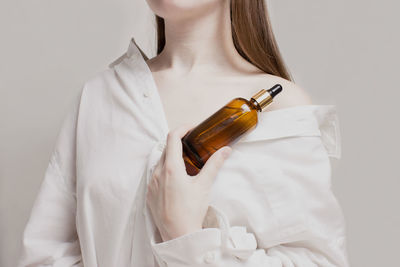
[153,75,263,131]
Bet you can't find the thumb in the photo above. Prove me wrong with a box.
[197,146,232,183]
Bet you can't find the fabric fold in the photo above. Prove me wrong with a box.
[237,104,342,159]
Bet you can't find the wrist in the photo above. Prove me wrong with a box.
[160,224,203,242]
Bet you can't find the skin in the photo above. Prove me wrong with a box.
[145,0,313,242]
[146,124,232,242]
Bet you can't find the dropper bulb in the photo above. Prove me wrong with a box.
[267,84,283,98]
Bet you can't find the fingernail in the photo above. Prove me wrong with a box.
[221,146,232,158]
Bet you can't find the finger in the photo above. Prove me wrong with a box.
[164,123,196,174]
[196,146,232,184]
[160,145,167,168]
[151,144,167,184]
[154,144,167,174]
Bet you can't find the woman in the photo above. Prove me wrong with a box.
[19,0,349,266]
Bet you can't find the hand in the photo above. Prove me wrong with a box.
[146,123,232,242]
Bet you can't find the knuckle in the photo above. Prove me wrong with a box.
[217,152,226,164]
[165,167,174,178]
[146,188,151,202]
[167,131,176,141]
[161,211,172,224]
[219,155,225,164]
[152,171,160,181]
[164,164,175,177]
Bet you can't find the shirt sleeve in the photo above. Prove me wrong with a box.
[150,107,349,267]
[18,86,85,267]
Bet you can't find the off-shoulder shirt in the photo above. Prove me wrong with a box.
[18,37,349,267]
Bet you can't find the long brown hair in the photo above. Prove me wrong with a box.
[155,0,292,81]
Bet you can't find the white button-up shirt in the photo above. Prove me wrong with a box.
[18,37,349,267]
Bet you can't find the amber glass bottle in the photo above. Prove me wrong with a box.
[181,84,283,176]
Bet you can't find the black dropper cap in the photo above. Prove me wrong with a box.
[267,84,283,98]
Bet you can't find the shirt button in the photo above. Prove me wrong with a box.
[143,92,149,97]
[203,251,216,264]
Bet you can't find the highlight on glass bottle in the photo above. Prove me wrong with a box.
[181,84,283,176]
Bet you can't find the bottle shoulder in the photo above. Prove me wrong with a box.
[228,97,259,112]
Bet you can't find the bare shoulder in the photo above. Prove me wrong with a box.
[258,74,313,110]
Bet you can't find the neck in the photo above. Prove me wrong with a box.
[156,1,254,76]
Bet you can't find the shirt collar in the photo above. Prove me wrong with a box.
[108,37,149,69]
[109,37,170,141]
[126,37,149,60]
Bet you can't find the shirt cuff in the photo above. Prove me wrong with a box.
[150,205,258,266]
[152,227,223,266]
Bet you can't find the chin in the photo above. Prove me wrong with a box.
[146,0,222,20]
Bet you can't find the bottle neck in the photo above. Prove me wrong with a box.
[250,94,273,112]
[250,84,282,112]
